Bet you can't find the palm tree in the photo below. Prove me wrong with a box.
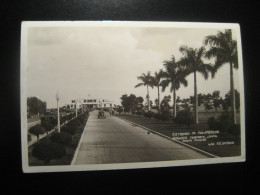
[160,56,188,118]
[135,72,154,111]
[151,70,163,113]
[204,29,238,124]
[178,46,212,124]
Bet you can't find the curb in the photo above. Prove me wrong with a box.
[115,116,219,158]
[70,114,90,165]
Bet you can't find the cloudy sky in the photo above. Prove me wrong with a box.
[26,24,241,108]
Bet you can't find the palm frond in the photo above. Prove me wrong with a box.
[179,45,191,55]
[196,47,205,60]
[197,68,208,80]
[197,63,213,79]
[135,83,144,88]
[211,57,228,78]
[160,79,170,92]
[137,75,145,81]
[180,78,188,87]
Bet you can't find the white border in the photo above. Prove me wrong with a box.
[21,21,245,173]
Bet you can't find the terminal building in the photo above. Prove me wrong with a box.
[66,98,115,109]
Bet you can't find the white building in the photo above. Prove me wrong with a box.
[66,98,115,109]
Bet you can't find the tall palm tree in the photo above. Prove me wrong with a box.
[135,72,154,111]
[160,56,188,118]
[204,29,238,124]
[151,70,163,113]
[178,46,212,124]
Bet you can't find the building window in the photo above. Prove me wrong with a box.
[94,100,96,102]
[104,104,106,107]
[84,100,86,103]
[110,104,112,107]
[72,100,75,103]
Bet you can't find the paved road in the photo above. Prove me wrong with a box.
[27,120,41,130]
[72,110,210,165]
[27,120,42,146]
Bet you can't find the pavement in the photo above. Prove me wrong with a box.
[27,120,41,130]
[72,110,210,165]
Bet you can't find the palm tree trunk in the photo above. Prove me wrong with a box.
[194,71,199,124]
[173,88,176,118]
[158,86,160,113]
[230,62,237,124]
[147,85,150,111]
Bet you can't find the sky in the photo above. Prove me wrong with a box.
[26,25,241,108]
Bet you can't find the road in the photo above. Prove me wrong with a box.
[27,120,41,130]
[72,110,210,165]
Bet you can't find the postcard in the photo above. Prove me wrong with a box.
[21,21,245,173]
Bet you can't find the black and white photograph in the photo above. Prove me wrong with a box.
[20,21,245,173]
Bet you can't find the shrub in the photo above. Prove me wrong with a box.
[49,117,57,125]
[76,114,87,124]
[61,126,76,136]
[174,110,194,128]
[50,132,72,145]
[143,111,154,119]
[32,142,66,165]
[207,111,240,135]
[160,113,170,121]
[153,113,160,120]
[217,111,233,131]
[160,110,171,121]
[208,117,221,130]
[117,107,123,114]
[67,119,82,127]
[41,122,54,135]
[154,111,170,121]
[29,124,46,143]
[148,111,154,119]
[60,117,66,124]
[60,113,75,124]
[136,111,143,116]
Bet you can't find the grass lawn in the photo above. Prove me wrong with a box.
[28,114,89,166]
[117,112,241,157]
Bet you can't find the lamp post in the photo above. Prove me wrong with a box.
[81,104,83,114]
[75,100,77,117]
[56,91,60,132]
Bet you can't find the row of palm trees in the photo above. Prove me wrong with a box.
[135,29,238,124]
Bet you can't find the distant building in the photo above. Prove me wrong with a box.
[66,98,115,109]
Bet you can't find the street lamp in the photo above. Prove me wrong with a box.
[81,103,83,114]
[56,91,60,132]
[75,100,77,117]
